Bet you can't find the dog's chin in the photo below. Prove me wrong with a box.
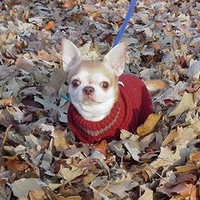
[81,98,100,105]
[73,99,115,122]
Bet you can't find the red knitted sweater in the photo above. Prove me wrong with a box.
[67,74,153,144]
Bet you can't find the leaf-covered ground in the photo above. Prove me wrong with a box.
[0,0,200,199]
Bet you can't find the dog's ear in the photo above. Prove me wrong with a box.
[104,43,127,76]
[62,39,82,73]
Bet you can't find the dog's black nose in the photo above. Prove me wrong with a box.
[83,86,94,95]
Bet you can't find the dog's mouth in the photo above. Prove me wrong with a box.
[74,92,106,106]
[81,98,101,105]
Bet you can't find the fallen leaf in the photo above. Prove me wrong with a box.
[169,92,196,117]
[8,178,46,199]
[83,173,96,186]
[5,157,27,172]
[188,60,200,79]
[178,55,188,68]
[78,157,96,169]
[90,176,110,199]
[59,184,79,198]
[124,139,140,161]
[53,128,68,151]
[54,137,68,152]
[61,0,77,9]
[28,189,47,200]
[162,129,178,147]
[0,97,13,106]
[92,140,108,157]
[175,165,198,174]
[189,152,200,164]
[44,20,55,31]
[157,173,198,198]
[65,196,81,200]
[138,184,153,200]
[91,150,106,162]
[120,129,132,140]
[107,175,138,198]
[137,113,163,137]
[163,99,176,107]
[150,145,182,169]
[59,164,84,184]
[15,56,34,71]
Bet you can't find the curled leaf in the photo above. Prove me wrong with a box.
[137,113,163,137]
[169,92,195,117]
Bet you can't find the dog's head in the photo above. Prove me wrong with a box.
[62,39,127,121]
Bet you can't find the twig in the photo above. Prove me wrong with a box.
[0,124,13,164]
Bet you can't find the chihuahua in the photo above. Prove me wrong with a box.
[62,39,160,144]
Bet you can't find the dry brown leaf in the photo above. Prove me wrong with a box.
[37,49,58,62]
[44,20,55,31]
[28,189,47,200]
[5,156,27,172]
[15,40,28,51]
[83,173,96,186]
[158,181,196,198]
[92,140,108,157]
[137,113,163,137]
[54,137,69,151]
[65,197,81,200]
[78,157,97,169]
[141,171,149,182]
[157,172,198,198]
[5,0,21,7]
[59,160,84,184]
[152,42,161,51]
[6,106,24,121]
[0,97,13,106]
[0,109,15,127]
[59,185,79,198]
[15,56,34,71]
[175,165,198,174]
[53,128,69,151]
[162,129,178,147]
[61,0,77,9]
[138,184,153,200]
[189,152,200,164]
[82,4,99,13]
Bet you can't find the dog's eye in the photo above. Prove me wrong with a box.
[72,80,81,88]
[101,81,109,89]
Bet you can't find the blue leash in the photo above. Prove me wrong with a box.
[113,0,137,47]
[61,0,137,102]
[61,94,70,101]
